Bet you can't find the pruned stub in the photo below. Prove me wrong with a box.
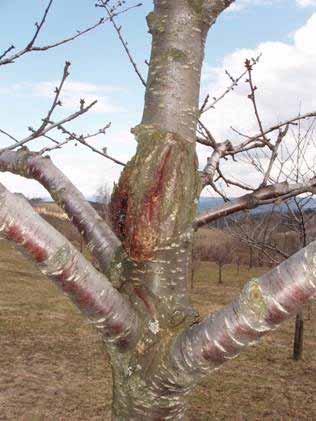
[110,127,199,261]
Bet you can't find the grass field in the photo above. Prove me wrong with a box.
[0,238,315,420]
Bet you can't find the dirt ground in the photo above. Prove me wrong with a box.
[0,239,315,420]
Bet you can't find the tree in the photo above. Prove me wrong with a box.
[228,120,316,361]
[1,1,316,418]
[195,231,233,284]
[211,239,233,284]
[95,183,112,225]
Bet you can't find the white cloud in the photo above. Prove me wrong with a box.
[227,0,316,12]
[228,0,277,12]
[0,78,133,197]
[297,0,316,6]
[0,129,135,199]
[32,81,125,114]
[200,13,316,193]
[0,80,125,114]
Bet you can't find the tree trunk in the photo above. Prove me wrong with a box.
[236,259,240,275]
[110,369,188,420]
[293,311,304,361]
[218,262,223,284]
[249,247,253,269]
[293,224,307,361]
[108,1,214,417]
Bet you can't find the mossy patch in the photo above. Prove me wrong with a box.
[187,0,204,15]
[146,11,166,34]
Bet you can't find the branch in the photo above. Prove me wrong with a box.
[0,149,121,272]
[200,54,261,114]
[201,140,233,187]
[55,124,126,167]
[230,111,316,154]
[260,125,289,187]
[194,179,316,228]
[99,0,146,87]
[229,220,289,262]
[169,241,316,384]
[0,1,142,66]
[32,61,71,137]
[245,58,273,151]
[0,183,139,349]
[4,98,96,151]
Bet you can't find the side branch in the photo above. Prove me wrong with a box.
[0,149,121,272]
[0,184,138,349]
[169,241,316,385]
[194,179,316,228]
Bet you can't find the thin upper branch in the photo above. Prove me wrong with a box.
[200,54,261,114]
[0,0,142,66]
[3,98,97,151]
[100,0,146,87]
[0,183,139,349]
[55,125,126,166]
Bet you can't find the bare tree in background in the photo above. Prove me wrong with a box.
[199,237,233,284]
[1,1,316,418]
[229,119,316,361]
[95,183,112,225]
[211,239,233,284]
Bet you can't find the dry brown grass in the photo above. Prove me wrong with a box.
[189,262,316,420]
[0,239,315,420]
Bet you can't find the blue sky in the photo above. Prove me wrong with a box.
[1,0,316,198]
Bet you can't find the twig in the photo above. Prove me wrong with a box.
[32,61,71,138]
[260,125,289,187]
[0,129,19,144]
[245,58,273,151]
[200,54,261,114]
[56,125,125,166]
[4,100,97,151]
[0,45,15,61]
